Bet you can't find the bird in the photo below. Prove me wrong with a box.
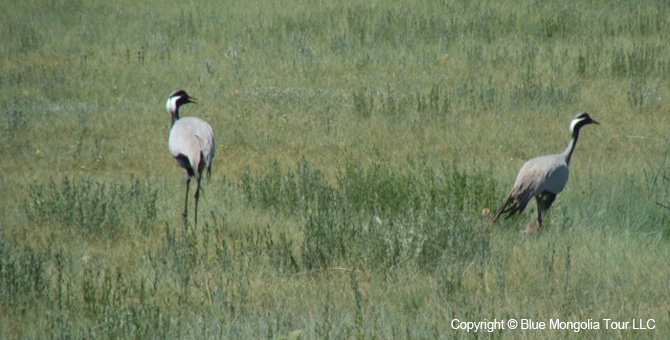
[165,89,215,226]
[493,112,599,234]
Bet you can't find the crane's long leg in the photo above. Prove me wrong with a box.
[194,174,202,226]
[542,193,557,212]
[523,193,557,234]
[183,177,191,226]
[536,197,545,228]
[537,193,556,227]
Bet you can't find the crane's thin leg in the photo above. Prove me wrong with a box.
[183,177,191,226]
[542,193,556,215]
[523,196,544,234]
[537,193,556,228]
[194,175,202,226]
[523,193,557,234]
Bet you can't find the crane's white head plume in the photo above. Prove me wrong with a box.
[166,89,196,114]
[569,112,599,134]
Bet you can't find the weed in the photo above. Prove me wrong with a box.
[2,98,28,138]
[24,176,159,236]
[242,159,497,272]
[627,78,661,110]
[352,87,374,118]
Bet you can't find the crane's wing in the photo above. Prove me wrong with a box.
[493,156,564,222]
[493,176,539,221]
[169,117,215,177]
[194,124,215,177]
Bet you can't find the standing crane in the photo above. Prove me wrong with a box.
[493,112,599,233]
[165,89,215,226]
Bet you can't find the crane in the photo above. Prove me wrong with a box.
[493,112,599,233]
[165,89,215,226]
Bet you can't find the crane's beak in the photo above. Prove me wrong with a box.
[590,118,600,125]
[184,95,197,105]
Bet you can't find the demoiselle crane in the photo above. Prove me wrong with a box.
[165,89,215,226]
[493,112,599,233]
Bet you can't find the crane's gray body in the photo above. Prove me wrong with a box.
[493,112,598,233]
[169,117,215,177]
[508,153,569,212]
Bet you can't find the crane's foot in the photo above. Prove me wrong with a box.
[521,219,542,234]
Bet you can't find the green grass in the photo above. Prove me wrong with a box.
[2,0,670,338]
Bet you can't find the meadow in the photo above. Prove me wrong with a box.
[2,0,670,338]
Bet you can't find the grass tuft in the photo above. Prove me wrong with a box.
[24,176,158,237]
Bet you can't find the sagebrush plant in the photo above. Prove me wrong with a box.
[2,0,670,338]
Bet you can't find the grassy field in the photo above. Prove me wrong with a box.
[2,0,670,338]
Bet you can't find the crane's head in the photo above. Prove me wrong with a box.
[166,89,197,113]
[569,112,599,134]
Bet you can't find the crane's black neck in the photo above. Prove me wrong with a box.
[170,108,180,126]
[168,92,194,126]
[560,113,597,165]
[562,119,593,165]
[562,129,581,165]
